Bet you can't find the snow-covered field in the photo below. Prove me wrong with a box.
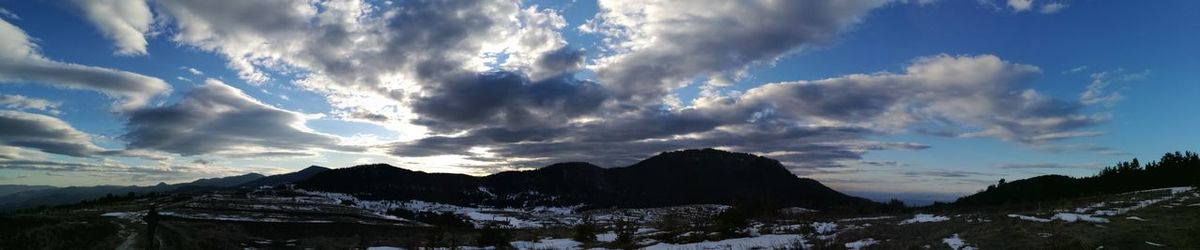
[110,185,1198,249]
[644,234,806,250]
[1007,186,1196,225]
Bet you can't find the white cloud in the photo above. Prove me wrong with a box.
[0,94,60,114]
[151,0,577,128]
[1081,69,1147,106]
[1062,65,1087,74]
[70,0,155,56]
[696,54,1105,144]
[1039,3,1067,14]
[0,18,170,111]
[181,67,203,76]
[1007,0,1034,12]
[587,0,890,102]
[0,8,19,20]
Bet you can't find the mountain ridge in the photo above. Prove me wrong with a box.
[297,148,877,210]
[240,166,330,188]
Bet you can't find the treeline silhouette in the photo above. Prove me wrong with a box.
[952,151,1200,208]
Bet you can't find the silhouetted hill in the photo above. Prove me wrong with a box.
[241,166,330,188]
[0,185,55,197]
[298,148,876,210]
[181,173,265,187]
[953,151,1200,208]
[299,164,486,204]
[609,149,859,208]
[483,162,611,207]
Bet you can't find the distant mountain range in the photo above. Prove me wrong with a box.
[0,185,55,197]
[297,148,876,210]
[0,173,266,211]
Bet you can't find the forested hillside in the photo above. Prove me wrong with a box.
[954,151,1200,207]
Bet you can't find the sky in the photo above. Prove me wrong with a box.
[0,0,1197,198]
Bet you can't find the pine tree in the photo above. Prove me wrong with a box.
[573,215,598,243]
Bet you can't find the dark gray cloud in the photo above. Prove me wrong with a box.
[122,79,360,156]
[0,111,105,157]
[411,72,608,132]
[527,47,586,81]
[393,123,893,172]
[0,18,170,111]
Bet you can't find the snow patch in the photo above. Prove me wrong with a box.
[644,234,806,250]
[811,222,838,234]
[942,233,977,250]
[596,232,617,242]
[844,238,879,250]
[1008,213,1108,223]
[1125,216,1148,221]
[838,216,894,222]
[898,214,949,225]
[301,191,583,228]
[510,238,582,249]
[779,207,818,214]
[1132,186,1194,195]
[635,227,659,235]
[1007,214,1051,222]
[101,212,131,218]
[1080,186,1197,216]
[1051,213,1109,223]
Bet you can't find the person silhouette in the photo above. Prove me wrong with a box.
[144,204,160,250]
